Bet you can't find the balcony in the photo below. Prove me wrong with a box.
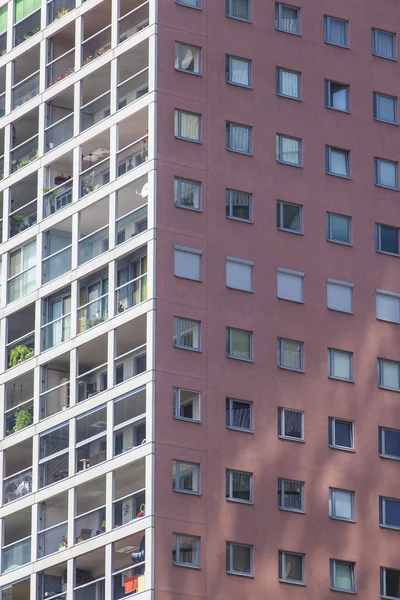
[40,354,70,419]
[12,72,40,110]
[76,335,108,402]
[3,440,33,504]
[114,316,147,385]
[114,387,146,456]
[46,21,75,87]
[3,468,32,504]
[45,114,74,152]
[47,50,75,88]
[42,289,72,350]
[82,27,111,68]
[2,536,31,573]
[11,134,38,172]
[1,577,31,599]
[47,0,76,24]
[78,269,108,333]
[116,250,147,314]
[80,63,111,132]
[14,8,41,47]
[39,423,69,488]
[75,505,106,544]
[118,0,149,43]
[42,220,73,283]
[5,371,34,436]
[112,533,146,598]
[76,404,107,472]
[39,564,67,600]
[43,179,73,217]
[38,493,68,557]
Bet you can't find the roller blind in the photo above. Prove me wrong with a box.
[0,6,7,34]
[15,0,40,23]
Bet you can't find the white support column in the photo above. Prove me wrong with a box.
[0,251,7,310]
[31,502,39,562]
[71,211,79,270]
[145,524,155,593]
[2,187,9,242]
[31,432,40,493]
[108,190,116,249]
[110,0,118,49]
[70,278,78,339]
[37,166,45,222]
[36,231,44,295]
[69,347,78,407]
[105,470,113,532]
[145,310,155,373]
[106,400,113,461]
[3,122,11,178]
[145,450,154,514]
[0,296,7,370]
[66,557,74,600]
[33,365,41,424]
[72,145,81,202]
[39,38,47,94]
[30,573,37,600]
[74,16,83,70]
[34,296,42,363]
[146,166,156,232]
[6,6,12,54]
[68,415,76,478]
[38,98,46,157]
[108,259,116,318]
[110,55,118,115]
[104,540,113,596]
[107,329,115,389]
[147,102,156,163]
[109,123,117,183]
[0,452,4,509]
[67,487,75,554]
[73,81,81,138]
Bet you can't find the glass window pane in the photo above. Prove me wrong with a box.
[280,70,299,98]
[180,112,199,140]
[326,17,347,46]
[281,137,299,164]
[382,360,400,389]
[374,30,395,58]
[380,226,398,253]
[335,563,353,590]
[284,410,302,438]
[334,420,352,447]
[331,350,351,379]
[330,214,350,242]
[282,203,301,231]
[282,340,301,369]
[384,429,400,457]
[229,124,251,153]
[384,498,400,527]
[230,58,249,86]
[378,159,397,188]
[285,554,303,581]
[334,490,352,519]
[331,84,347,110]
[230,329,251,359]
[376,95,396,122]
[279,5,299,33]
[330,149,348,176]
[232,545,251,572]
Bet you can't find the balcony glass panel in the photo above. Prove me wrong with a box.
[40,380,70,419]
[75,506,106,542]
[80,158,110,197]
[113,489,145,528]
[47,0,75,24]
[43,180,73,217]
[46,49,75,88]
[45,114,73,152]
[14,9,40,47]
[112,564,145,599]
[12,71,40,109]
[117,68,149,108]
[114,421,146,456]
[3,468,32,503]
[2,537,31,573]
[42,247,72,283]
[11,135,38,172]
[76,438,106,472]
[81,92,111,132]
[78,293,108,333]
[116,205,148,245]
[39,453,69,488]
[114,389,146,427]
[74,579,105,600]
[0,32,6,58]
[76,364,107,402]
[6,332,34,369]
[8,267,36,301]
[118,2,149,42]
[117,136,148,175]
[0,155,4,179]
[82,26,111,67]
[38,522,68,557]
[0,92,5,118]
[78,226,109,265]
[114,346,146,385]
[9,199,37,238]
[42,315,71,350]
[5,399,34,436]
[116,274,147,313]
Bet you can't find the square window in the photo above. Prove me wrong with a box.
[328,349,353,381]
[175,43,201,74]
[381,568,400,599]
[275,3,300,34]
[276,68,301,99]
[173,460,200,493]
[374,92,397,124]
[330,560,355,592]
[278,478,304,512]
[278,407,304,441]
[325,80,349,111]
[329,417,354,450]
[174,317,201,350]
[324,16,348,47]
[226,328,252,361]
[378,358,400,391]
[176,0,201,6]
[277,269,303,303]
[326,146,350,177]
[379,427,400,460]
[226,122,252,154]
[376,291,400,324]
[226,469,252,502]
[326,212,351,244]
[380,496,400,529]
[376,224,399,255]
[174,177,201,210]
[172,533,200,567]
[276,134,302,166]
[174,109,201,142]
[226,398,252,431]
[226,0,250,21]
[372,29,396,59]
[173,388,200,421]
[226,189,252,222]
[226,258,253,292]
[327,280,353,313]
[277,338,303,371]
[226,542,253,575]
[329,488,354,521]
[174,246,202,281]
[277,201,302,233]
[279,551,304,583]
[226,56,251,87]
[375,157,398,189]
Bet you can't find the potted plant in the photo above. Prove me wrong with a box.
[13,407,33,432]
[101,520,106,532]
[9,345,34,367]
[56,7,69,19]
[55,173,68,185]
[10,213,25,235]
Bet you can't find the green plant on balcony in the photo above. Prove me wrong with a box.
[86,316,105,329]
[81,180,99,195]
[10,213,25,234]
[9,345,34,367]
[13,407,33,432]
[56,7,69,19]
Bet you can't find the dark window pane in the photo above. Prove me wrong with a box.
[231,471,250,500]
[334,421,352,447]
[380,226,399,254]
[386,569,400,598]
[384,429,400,457]
[385,499,400,527]
[284,410,302,438]
[285,554,303,581]
[282,204,301,230]
[230,400,250,429]
[330,83,348,110]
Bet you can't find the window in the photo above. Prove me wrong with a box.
[172,534,200,567]
[327,279,353,313]
[173,388,200,421]
[174,109,201,142]
[174,246,202,281]
[277,201,302,233]
[226,56,251,87]
[226,258,253,292]
[374,93,397,124]
[275,3,300,34]
[226,398,252,431]
[39,424,69,488]
[329,417,354,450]
[379,427,400,460]
[380,496,400,529]
[174,317,200,350]
[226,122,252,154]
[376,224,400,255]
[276,134,301,166]
[226,0,250,21]
[372,29,395,60]
[326,213,351,244]
[376,291,400,323]
[278,478,304,512]
[326,146,350,178]
[226,189,252,222]
[172,460,200,494]
[8,240,36,302]
[330,560,355,592]
[325,80,349,111]
[378,358,400,391]
[176,0,201,7]
[175,43,201,74]
[174,177,201,210]
[328,349,353,381]
[226,542,253,576]
[329,488,354,521]
[277,338,303,371]
[277,269,303,303]
[226,328,252,361]
[375,158,398,190]
[324,16,348,47]
[279,551,304,584]
[278,407,304,441]
[226,469,252,503]
[276,68,301,99]
[381,568,400,599]
[76,406,107,472]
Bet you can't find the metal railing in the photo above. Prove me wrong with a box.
[117,135,148,176]
[12,71,39,109]
[116,273,147,313]
[114,344,147,384]
[78,225,109,265]
[38,521,68,557]
[113,488,145,528]
[8,265,36,302]
[80,156,110,197]
[74,504,106,542]
[117,67,149,108]
[116,204,148,244]
[2,536,31,573]
[80,90,111,131]
[43,179,73,217]
[74,576,105,600]
[46,48,75,87]
[45,112,74,152]
[76,362,107,402]
[40,379,70,419]
[3,467,33,503]
[41,314,72,350]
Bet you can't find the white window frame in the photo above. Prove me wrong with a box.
[378,358,400,391]
[226,122,252,155]
[379,426,400,460]
[277,338,303,372]
[174,176,201,211]
[174,245,202,281]
[226,398,253,432]
[172,460,200,494]
[324,15,349,48]
[380,496,400,529]
[276,67,301,99]
[226,469,253,503]
[373,92,397,124]
[330,559,355,592]
[372,28,396,60]
[329,417,354,451]
[174,109,201,142]
[278,478,304,513]
[328,348,353,382]
[326,146,350,178]
[173,533,200,568]
[226,188,252,222]
[226,327,252,361]
[279,551,305,584]
[325,80,349,112]
[175,42,201,75]
[226,257,253,292]
[174,317,201,351]
[375,157,398,190]
[226,55,251,88]
[278,407,304,441]
[275,3,300,35]
[326,212,351,245]
[226,0,251,22]
[376,223,400,256]
[277,201,302,233]
[329,488,354,521]
[173,388,201,422]
[276,134,302,166]
[226,542,253,576]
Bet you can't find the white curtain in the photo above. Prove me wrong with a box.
[375,30,394,58]
[330,149,348,176]
[180,179,198,207]
[280,70,299,97]
[382,361,399,389]
[377,94,395,122]
[282,340,301,369]
[378,160,396,188]
[179,112,199,140]
[231,0,249,20]
[333,490,352,519]
[281,5,298,33]
[231,58,249,85]
[279,137,300,164]
[231,330,250,359]
[230,124,250,153]
[332,351,351,379]
[178,319,199,348]
[326,18,347,46]
[335,563,353,590]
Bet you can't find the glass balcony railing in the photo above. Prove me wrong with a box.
[0,154,4,180]
[118,1,149,42]
[80,91,111,132]
[116,274,147,313]
[0,31,6,58]
[9,199,37,238]
[113,563,145,599]
[40,379,70,419]
[45,113,74,152]
[117,136,148,176]
[11,135,39,172]
[117,68,149,109]
[78,294,108,333]
[76,363,107,403]
[114,345,147,385]
[74,578,105,600]
[42,314,71,350]
[82,26,111,67]
[3,468,33,504]
[113,489,145,528]
[78,226,109,265]
[0,92,5,118]
[8,266,36,302]
[38,522,68,557]
[12,71,40,110]
[43,179,73,217]
[14,9,41,47]
[47,0,75,24]
[75,505,106,543]
[6,332,35,369]
[116,204,148,245]
[5,398,34,436]
[42,246,72,283]
[46,49,75,88]
[2,537,31,573]
[80,158,110,198]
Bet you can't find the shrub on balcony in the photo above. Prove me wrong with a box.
[9,345,34,367]
[13,407,33,432]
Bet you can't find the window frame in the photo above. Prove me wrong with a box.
[226,398,253,432]
[372,28,396,61]
[374,157,399,190]
[173,317,201,351]
[226,188,252,223]
[329,417,355,451]
[226,55,251,88]
[275,3,300,35]
[330,559,356,593]
[226,121,253,155]
[376,223,400,256]
[173,387,201,422]
[326,212,351,245]
[380,496,400,530]
[324,15,349,48]
[379,426,400,461]
[226,542,253,576]
[276,200,302,233]
[226,327,253,362]
[378,358,400,391]
[279,550,305,584]
[373,92,397,125]
[277,338,304,372]
[173,533,200,568]
[174,109,201,143]
[329,488,355,522]
[278,407,304,442]
[172,460,200,495]
[325,80,349,112]
[278,478,305,513]
[326,145,350,178]
[226,469,253,504]
[328,348,353,382]
[174,176,201,211]
[226,0,251,22]
[175,42,201,75]
[276,67,301,100]
[276,134,302,167]
[381,567,400,599]
[176,0,202,8]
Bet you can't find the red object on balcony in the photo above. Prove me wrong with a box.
[124,576,138,593]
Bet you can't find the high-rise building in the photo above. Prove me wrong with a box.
[1,0,400,598]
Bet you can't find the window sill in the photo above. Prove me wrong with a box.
[173,416,201,424]
[278,507,305,515]
[175,136,202,144]
[226,570,254,578]
[379,453,400,461]
[327,307,353,315]
[374,117,398,126]
[276,160,302,168]
[372,52,397,62]
[279,579,306,586]
[329,444,355,453]
[328,375,354,383]
[378,384,400,393]
[277,93,302,102]
[226,14,252,23]
[174,274,202,282]
[226,425,253,434]
[325,106,350,114]
[277,296,304,304]
[326,171,351,180]
[175,67,202,77]
[174,344,201,353]
[226,80,252,90]
[379,524,400,532]
[227,215,253,224]
[327,238,352,246]
[176,0,202,9]
[278,365,304,373]
[226,355,253,363]
[275,27,301,36]
[330,587,356,594]
[173,562,200,569]
[278,435,305,443]
[175,203,202,213]
[376,249,400,258]
[375,183,399,192]
[227,148,253,157]
[226,497,253,506]
[227,285,253,293]
[329,516,356,524]
[173,488,200,496]
[277,227,303,235]
[324,41,349,49]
